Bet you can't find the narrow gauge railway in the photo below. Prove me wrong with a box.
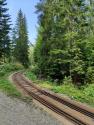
[12,72,94,125]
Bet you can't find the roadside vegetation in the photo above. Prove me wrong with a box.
[25,70,94,107]
[0,0,29,97]
[25,0,94,106]
[0,63,23,97]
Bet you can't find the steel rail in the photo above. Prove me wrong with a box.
[19,73,94,119]
[12,73,94,125]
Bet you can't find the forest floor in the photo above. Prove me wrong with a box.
[25,70,94,107]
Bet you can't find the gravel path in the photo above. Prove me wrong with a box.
[0,92,63,125]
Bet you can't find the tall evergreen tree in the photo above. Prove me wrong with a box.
[14,10,29,68]
[0,0,11,62]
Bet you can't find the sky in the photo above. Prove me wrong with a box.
[7,0,40,44]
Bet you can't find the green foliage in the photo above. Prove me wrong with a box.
[14,10,29,68]
[0,0,11,62]
[63,76,73,85]
[42,80,94,106]
[52,83,94,106]
[0,63,23,97]
[86,66,94,83]
[0,63,23,76]
[25,71,94,106]
[84,84,94,98]
[29,46,34,65]
[25,70,37,81]
[0,77,21,97]
[34,0,94,85]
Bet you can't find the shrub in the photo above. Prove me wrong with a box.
[63,76,73,85]
[86,66,94,83]
[0,63,23,76]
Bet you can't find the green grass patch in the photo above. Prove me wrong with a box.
[25,70,53,89]
[25,70,37,81]
[52,84,94,106]
[0,75,21,97]
[25,70,94,107]
[0,63,24,98]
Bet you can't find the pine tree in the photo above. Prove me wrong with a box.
[14,10,29,68]
[10,27,17,62]
[0,0,11,62]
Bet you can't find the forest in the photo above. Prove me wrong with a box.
[0,0,94,104]
[34,0,94,85]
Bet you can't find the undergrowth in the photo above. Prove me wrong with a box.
[0,63,23,97]
[25,70,94,107]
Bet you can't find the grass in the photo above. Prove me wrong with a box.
[0,74,21,97]
[0,63,23,98]
[0,63,33,103]
[52,84,94,106]
[0,74,32,102]
[25,70,94,107]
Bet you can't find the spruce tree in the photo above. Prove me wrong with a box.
[0,0,11,62]
[14,10,29,68]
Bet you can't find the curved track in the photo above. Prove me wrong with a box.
[12,72,94,125]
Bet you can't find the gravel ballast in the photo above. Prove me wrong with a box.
[0,92,63,125]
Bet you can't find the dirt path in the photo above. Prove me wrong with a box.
[0,92,63,125]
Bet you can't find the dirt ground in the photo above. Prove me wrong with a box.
[0,92,63,125]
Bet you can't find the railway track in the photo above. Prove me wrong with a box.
[12,72,94,125]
